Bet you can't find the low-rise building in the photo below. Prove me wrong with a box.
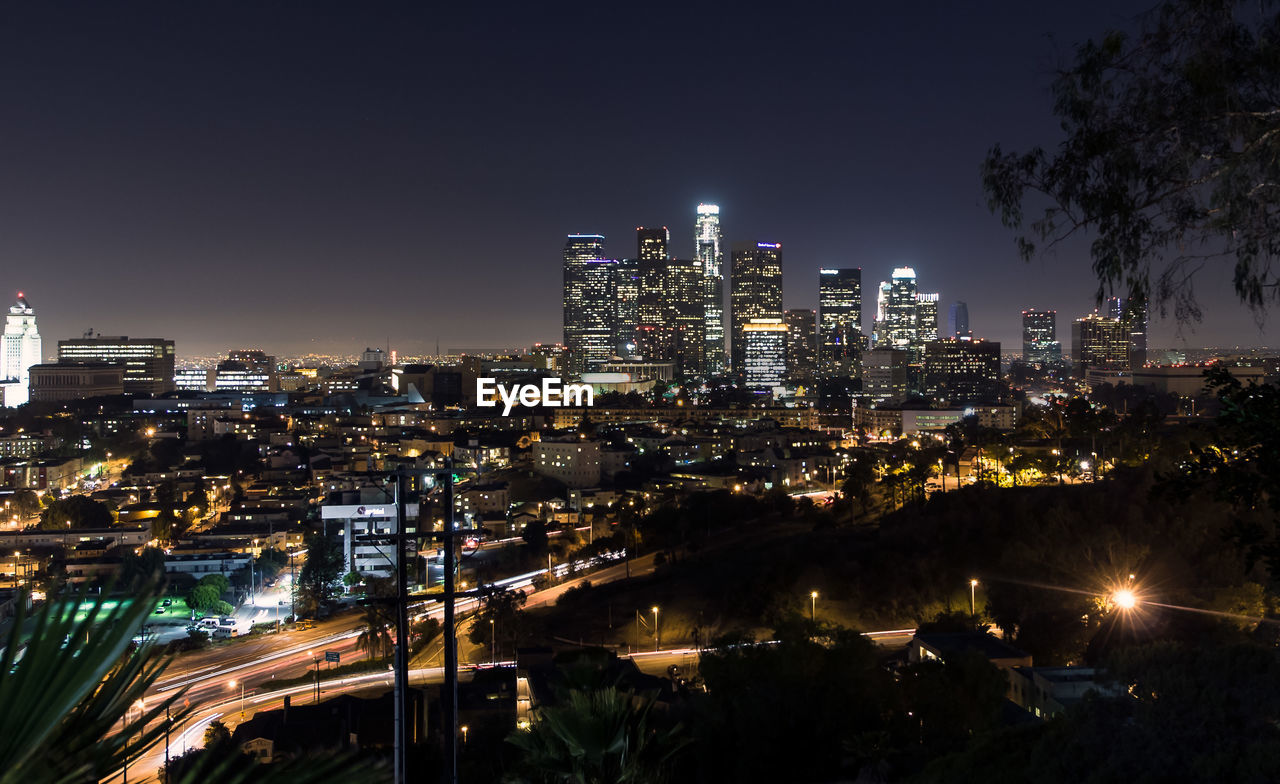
[532,439,601,488]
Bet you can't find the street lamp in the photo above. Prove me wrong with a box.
[651,606,659,652]
[809,591,818,623]
[969,579,979,617]
[489,618,495,664]
[228,679,245,720]
[461,725,469,745]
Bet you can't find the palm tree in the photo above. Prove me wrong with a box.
[507,687,689,784]
[0,578,380,784]
[355,601,393,661]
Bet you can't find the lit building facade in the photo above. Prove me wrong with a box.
[1,293,41,407]
[742,318,788,390]
[1106,296,1148,369]
[635,227,705,379]
[1022,309,1061,365]
[1071,314,1129,378]
[695,204,726,375]
[730,242,783,377]
[612,258,640,356]
[922,339,1002,404]
[882,267,918,351]
[57,335,175,396]
[916,293,939,342]
[863,348,909,402]
[818,268,862,377]
[784,309,817,383]
[562,234,614,377]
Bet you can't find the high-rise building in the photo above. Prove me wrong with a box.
[1021,309,1061,365]
[1071,314,1129,378]
[1106,296,1148,369]
[635,228,708,379]
[863,348,910,402]
[1,293,41,407]
[695,204,726,375]
[916,293,940,342]
[922,339,1002,404]
[562,234,614,377]
[948,301,971,338]
[666,256,708,379]
[882,267,918,350]
[872,281,892,346]
[730,242,783,376]
[742,318,788,390]
[636,227,671,364]
[784,309,818,383]
[57,335,175,395]
[818,268,862,377]
[613,258,640,356]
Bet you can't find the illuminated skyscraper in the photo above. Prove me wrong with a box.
[742,318,788,390]
[730,242,783,377]
[1071,313,1128,378]
[882,267,918,350]
[695,204,726,375]
[612,258,640,356]
[1021,309,1060,365]
[916,293,939,342]
[562,234,614,377]
[1106,296,1148,369]
[784,309,818,383]
[635,228,705,378]
[818,268,862,377]
[1,293,41,407]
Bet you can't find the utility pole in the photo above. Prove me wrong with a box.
[442,458,459,784]
[393,473,409,784]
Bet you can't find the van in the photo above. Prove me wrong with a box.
[196,618,220,630]
[212,627,238,639]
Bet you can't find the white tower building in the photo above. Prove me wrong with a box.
[1,293,41,407]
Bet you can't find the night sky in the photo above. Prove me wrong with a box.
[2,1,1272,358]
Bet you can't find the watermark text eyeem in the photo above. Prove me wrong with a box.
[476,378,593,416]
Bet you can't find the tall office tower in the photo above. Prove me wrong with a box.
[634,226,706,379]
[922,339,1002,404]
[948,301,971,338]
[1071,313,1129,378]
[863,348,910,402]
[872,281,892,345]
[730,242,783,376]
[1021,309,1061,365]
[562,234,613,377]
[742,318,788,390]
[882,267,919,350]
[613,258,640,356]
[1,293,41,407]
[916,293,940,342]
[784,309,818,383]
[58,335,177,395]
[635,227,670,363]
[818,268,862,377]
[1106,296,1148,369]
[666,256,708,379]
[695,204,726,375]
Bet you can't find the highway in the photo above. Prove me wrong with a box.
[113,546,905,782]
[110,550,659,781]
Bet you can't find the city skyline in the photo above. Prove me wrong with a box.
[3,2,1278,356]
